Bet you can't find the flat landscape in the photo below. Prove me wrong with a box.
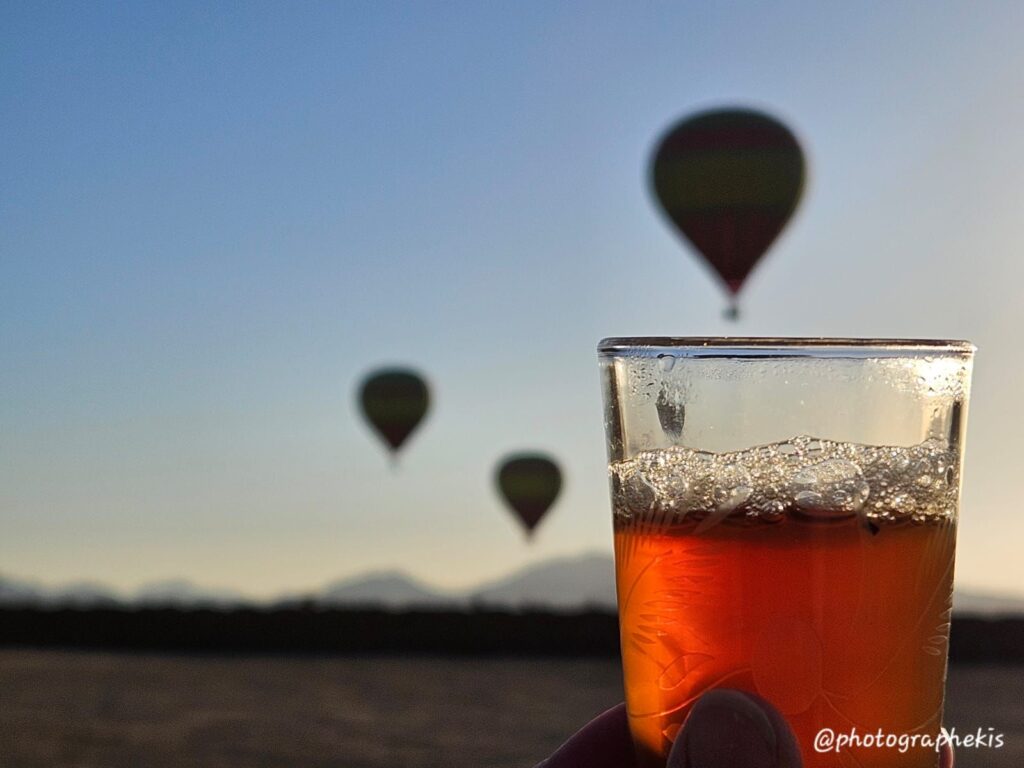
[0,650,1021,768]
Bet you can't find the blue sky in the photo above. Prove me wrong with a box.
[3,1,1023,596]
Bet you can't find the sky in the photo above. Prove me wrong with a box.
[2,1,1023,598]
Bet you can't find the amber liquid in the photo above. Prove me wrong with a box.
[614,513,956,768]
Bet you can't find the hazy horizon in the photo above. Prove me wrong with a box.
[5,549,1024,609]
[4,2,1024,597]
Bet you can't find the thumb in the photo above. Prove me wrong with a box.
[668,689,802,768]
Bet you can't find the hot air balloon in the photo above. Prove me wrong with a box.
[495,453,562,538]
[650,107,806,318]
[358,368,430,460]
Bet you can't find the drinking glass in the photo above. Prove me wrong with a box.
[598,338,974,768]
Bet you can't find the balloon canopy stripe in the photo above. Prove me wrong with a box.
[358,369,430,453]
[654,154,803,209]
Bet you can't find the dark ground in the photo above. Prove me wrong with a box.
[2,609,1021,661]
[0,651,1021,768]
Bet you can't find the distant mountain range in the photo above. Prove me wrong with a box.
[302,552,617,610]
[2,553,1022,616]
[312,571,461,609]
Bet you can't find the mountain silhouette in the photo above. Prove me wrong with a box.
[134,579,248,608]
[469,552,616,609]
[315,570,458,608]
[0,575,46,603]
[3,556,1023,615]
[48,581,121,607]
[952,588,1024,616]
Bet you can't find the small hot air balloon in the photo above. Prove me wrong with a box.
[495,453,562,538]
[651,107,806,318]
[358,368,430,460]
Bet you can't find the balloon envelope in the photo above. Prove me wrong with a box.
[651,107,805,298]
[358,368,430,454]
[496,454,562,537]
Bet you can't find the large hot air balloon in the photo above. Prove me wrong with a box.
[358,368,430,459]
[651,107,805,318]
[495,453,563,539]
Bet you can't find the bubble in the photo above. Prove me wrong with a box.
[889,493,913,513]
[711,465,751,507]
[638,452,690,501]
[610,435,957,525]
[829,489,852,506]
[718,485,753,515]
[795,490,823,508]
[805,439,826,458]
[761,499,787,521]
[776,441,801,459]
[618,472,655,514]
[790,458,870,514]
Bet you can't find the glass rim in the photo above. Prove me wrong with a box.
[598,337,975,359]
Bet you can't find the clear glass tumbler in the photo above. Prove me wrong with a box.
[598,338,974,768]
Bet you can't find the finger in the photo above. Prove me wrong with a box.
[536,702,637,768]
[939,742,954,768]
[669,689,802,768]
